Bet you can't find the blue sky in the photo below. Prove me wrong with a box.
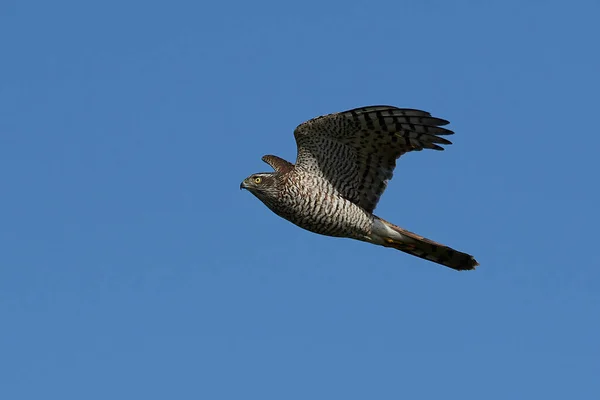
[1,0,599,398]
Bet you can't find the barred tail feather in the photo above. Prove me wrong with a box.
[375,218,479,271]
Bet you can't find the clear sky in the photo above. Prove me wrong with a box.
[1,0,599,399]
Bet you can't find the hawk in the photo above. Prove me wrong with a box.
[240,105,478,271]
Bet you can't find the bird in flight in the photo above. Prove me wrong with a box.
[240,105,478,271]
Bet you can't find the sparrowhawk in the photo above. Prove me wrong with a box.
[240,105,478,271]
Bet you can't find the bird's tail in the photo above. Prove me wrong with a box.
[373,217,479,271]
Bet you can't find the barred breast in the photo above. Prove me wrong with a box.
[267,171,374,240]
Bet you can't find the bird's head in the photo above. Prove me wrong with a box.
[240,172,280,203]
[240,155,294,205]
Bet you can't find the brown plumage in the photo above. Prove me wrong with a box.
[240,105,478,271]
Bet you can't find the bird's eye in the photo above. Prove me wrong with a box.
[254,177,262,184]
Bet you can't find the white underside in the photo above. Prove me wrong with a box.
[369,217,407,245]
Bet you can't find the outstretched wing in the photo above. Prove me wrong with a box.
[293,105,453,213]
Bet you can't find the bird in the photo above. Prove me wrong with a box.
[240,105,478,271]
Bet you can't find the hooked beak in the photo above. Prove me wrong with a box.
[240,179,248,190]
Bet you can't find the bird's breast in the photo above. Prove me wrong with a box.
[266,176,373,239]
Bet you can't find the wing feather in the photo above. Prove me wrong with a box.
[293,105,454,213]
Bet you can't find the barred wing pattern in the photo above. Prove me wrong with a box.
[294,106,454,213]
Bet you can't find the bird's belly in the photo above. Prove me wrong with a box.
[274,193,373,239]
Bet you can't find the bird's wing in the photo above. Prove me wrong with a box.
[294,105,454,213]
